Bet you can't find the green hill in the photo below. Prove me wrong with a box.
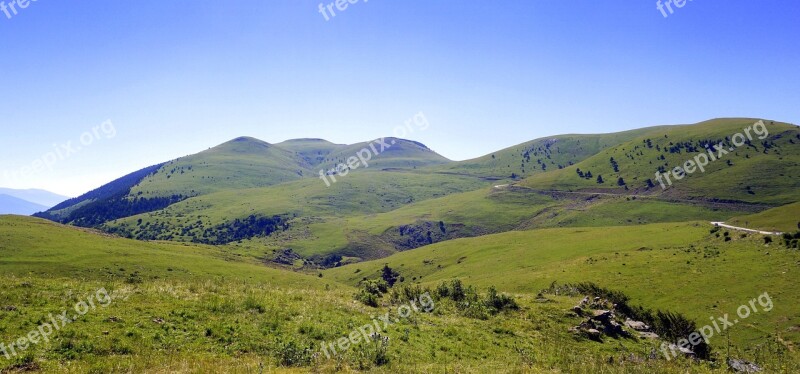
[36,137,456,229]
[520,119,800,204]
[429,125,672,180]
[130,137,314,198]
[274,138,348,166]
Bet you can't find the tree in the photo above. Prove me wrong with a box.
[381,264,400,287]
[596,175,604,184]
[617,177,626,186]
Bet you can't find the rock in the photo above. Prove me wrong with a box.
[624,318,650,331]
[586,328,602,341]
[152,318,165,324]
[591,310,613,322]
[727,358,762,373]
[271,248,302,265]
[638,331,659,339]
[663,343,695,359]
[578,318,596,330]
[604,320,626,336]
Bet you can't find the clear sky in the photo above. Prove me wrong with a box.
[1,0,798,197]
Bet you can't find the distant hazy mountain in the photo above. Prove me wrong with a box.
[0,194,49,215]
[0,188,70,208]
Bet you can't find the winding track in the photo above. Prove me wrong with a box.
[710,222,783,236]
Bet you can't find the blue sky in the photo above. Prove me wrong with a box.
[1,0,798,197]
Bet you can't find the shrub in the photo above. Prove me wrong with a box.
[355,290,379,307]
[390,284,430,304]
[450,279,466,301]
[355,279,389,306]
[485,286,519,314]
[436,282,450,298]
[381,264,400,287]
[354,333,390,369]
[274,340,313,367]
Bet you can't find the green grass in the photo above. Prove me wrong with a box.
[728,202,800,232]
[8,216,794,372]
[0,216,326,288]
[326,222,800,351]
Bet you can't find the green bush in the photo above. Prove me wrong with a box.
[355,279,389,306]
[390,284,431,304]
[485,286,519,314]
[355,289,379,307]
[274,340,313,367]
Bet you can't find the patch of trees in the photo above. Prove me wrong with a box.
[398,223,436,247]
[42,163,165,213]
[355,264,400,307]
[381,264,400,287]
[34,163,172,225]
[193,214,289,245]
[576,168,593,180]
[782,231,800,249]
[39,192,185,228]
[609,157,619,172]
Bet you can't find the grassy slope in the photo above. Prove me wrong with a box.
[428,126,672,180]
[0,216,324,288]
[273,138,348,166]
[326,222,800,349]
[728,202,800,232]
[103,170,490,255]
[520,119,800,204]
[1,215,761,373]
[130,137,314,198]
[266,186,747,262]
[321,138,451,170]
